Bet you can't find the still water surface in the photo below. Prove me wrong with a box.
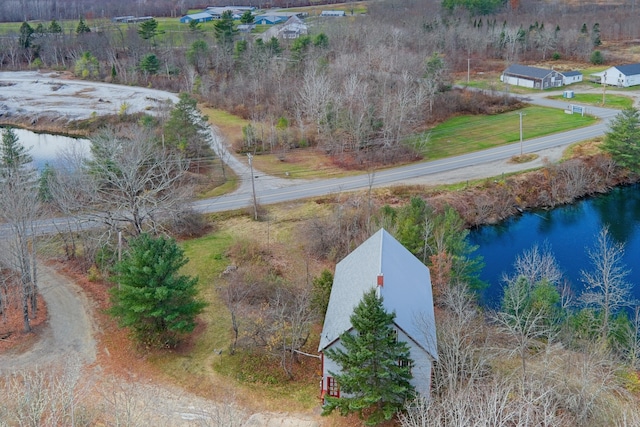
[468,185,640,307]
[6,128,90,170]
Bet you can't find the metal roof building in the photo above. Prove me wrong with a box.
[319,229,438,400]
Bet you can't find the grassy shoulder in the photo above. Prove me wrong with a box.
[202,106,352,180]
[411,105,597,160]
[548,93,633,109]
[206,103,598,182]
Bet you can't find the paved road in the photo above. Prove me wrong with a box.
[194,93,621,214]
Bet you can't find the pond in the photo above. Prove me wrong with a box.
[468,184,640,308]
[2,127,90,170]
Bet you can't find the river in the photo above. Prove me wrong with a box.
[469,184,640,308]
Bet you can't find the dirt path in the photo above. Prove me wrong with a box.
[0,263,96,373]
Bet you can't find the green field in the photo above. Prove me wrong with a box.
[548,92,633,109]
[409,106,597,160]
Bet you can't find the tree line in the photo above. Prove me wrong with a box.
[0,0,636,168]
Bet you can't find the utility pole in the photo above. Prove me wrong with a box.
[602,71,607,105]
[467,57,470,85]
[247,153,258,221]
[519,112,524,156]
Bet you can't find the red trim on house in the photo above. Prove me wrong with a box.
[377,274,384,287]
[327,376,340,398]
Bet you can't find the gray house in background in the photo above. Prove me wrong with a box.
[318,229,438,402]
[501,64,564,89]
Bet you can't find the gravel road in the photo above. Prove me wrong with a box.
[0,263,96,373]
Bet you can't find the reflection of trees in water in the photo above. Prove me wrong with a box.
[469,215,523,246]
[470,184,640,307]
[591,184,640,245]
[537,202,585,235]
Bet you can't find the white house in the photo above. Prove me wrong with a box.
[560,70,583,85]
[501,64,564,89]
[280,15,308,39]
[318,229,438,402]
[321,10,346,17]
[598,63,640,87]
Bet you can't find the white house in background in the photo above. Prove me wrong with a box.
[598,63,640,87]
[318,229,438,402]
[280,15,308,39]
[501,64,564,89]
[321,10,346,17]
[560,70,583,85]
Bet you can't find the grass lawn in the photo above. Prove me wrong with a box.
[548,92,633,109]
[410,105,597,160]
[150,207,330,410]
[202,107,350,180]
[202,107,250,145]
[286,1,368,15]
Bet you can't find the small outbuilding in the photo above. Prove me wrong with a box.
[560,70,583,85]
[501,64,564,90]
[318,229,438,402]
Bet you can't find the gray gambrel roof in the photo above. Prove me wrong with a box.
[503,64,556,79]
[613,63,640,76]
[318,229,438,361]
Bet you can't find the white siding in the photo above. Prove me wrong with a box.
[321,327,433,400]
[398,329,433,397]
[600,67,639,87]
[502,75,535,88]
[627,75,640,87]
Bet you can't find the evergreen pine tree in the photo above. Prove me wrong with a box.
[108,233,207,347]
[214,10,238,45]
[19,21,34,48]
[601,107,640,172]
[323,289,415,425]
[163,92,211,159]
[0,127,34,182]
[76,17,90,34]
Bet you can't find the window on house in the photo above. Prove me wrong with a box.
[327,376,340,397]
[398,357,412,374]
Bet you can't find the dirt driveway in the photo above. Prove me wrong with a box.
[0,263,96,374]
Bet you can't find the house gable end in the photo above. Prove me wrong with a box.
[319,229,437,362]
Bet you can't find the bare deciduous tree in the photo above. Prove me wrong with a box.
[49,126,193,237]
[580,226,632,343]
[503,242,564,288]
[430,283,488,396]
[0,128,40,332]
